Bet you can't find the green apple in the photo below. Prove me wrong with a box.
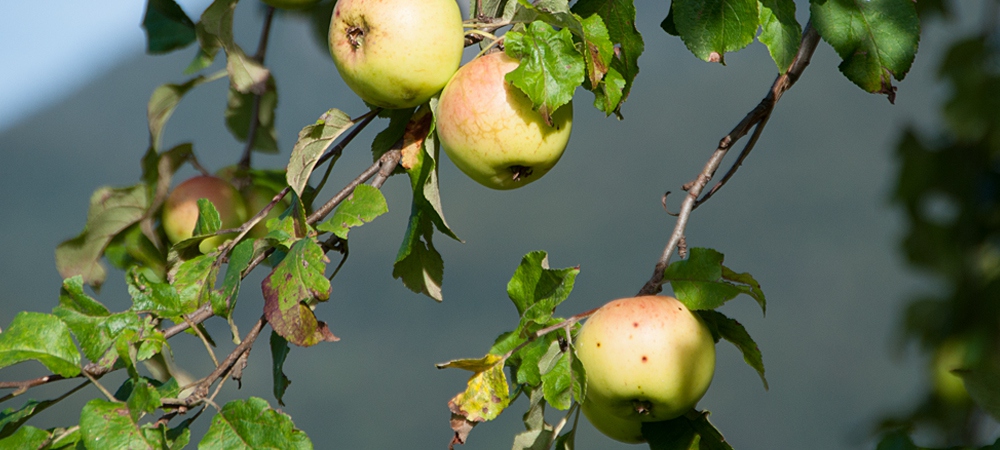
[162,175,249,253]
[328,0,464,109]
[932,338,971,405]
[575,295,716,443]
[260,0,319,9]
[436,52,573,190]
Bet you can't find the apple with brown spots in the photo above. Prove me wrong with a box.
[575,295,716,443]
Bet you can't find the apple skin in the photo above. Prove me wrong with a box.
[932,338,971,405]
[260,0,319,10]
[328,0,464,109]
[436,52,573,190]
[162,175,249,253]
[215,166,290,239]
[575,295,716,443]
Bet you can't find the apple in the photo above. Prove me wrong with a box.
[328,0,464,109]
[931,338,971,405]
[575,295,716,443]
[162,175,249,253]
[215,166,290,238]
[436,52,573,190]
[260,0,319,10]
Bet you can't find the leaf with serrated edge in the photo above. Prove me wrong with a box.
[758,0,801,73]
[664,247,764,311]
[810,0,920,101]
[261,239,337,347]
[699,310,767,389]
[572,0,644,113]
[286,108,354,197]
[504,22,584,123]
[79,399,150,449]
[0,312,80,377]
[199,397,313,450]
[507,251,580,319]
[317,184,388,240]
[673,0,758,63]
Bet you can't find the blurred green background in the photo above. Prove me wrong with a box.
[0,0,994,448]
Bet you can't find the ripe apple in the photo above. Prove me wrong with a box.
[260,0,319,9]
[575,295,716,443]
[162,175,249,253]
[436,52,573,190]
[328,0,464,109]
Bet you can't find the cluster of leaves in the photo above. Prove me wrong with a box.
[439,248,766,448]
[879,1,1000,446]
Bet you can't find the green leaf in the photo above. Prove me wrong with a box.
[507,251,580,326]
[54,278,149,368]
[0,312,80,377]
[168,253,221,315]
[0,425,49,449]
[270,331,292,407]
[663,247,766,313]
[55,185,149,290]
[114,378,162,422]
[0,400,57,439]
[316,184,389,240]
[127,267,186,317]
[572,0,643,115]
[539,340,573,410]
[142,0,196,54]
[79,399,149,449]
[141,421,191,450]
[504,21,584,123]
[954,358,1000,422]
[147,77,222,152]
[261,239,337,347]
[672,0,758,63]
[193,0,270,93]
[394,106,457,301]
[809,0,920,102]
[192,198,223,237]
[199,397,313,450]
[512,335,557,386]
[698,310,768,389]
[218,238,255,324]
[643,417,698,450]
[371,108,415,160]
[286,108,354,198]
[439,354,510,423]
[226,76,279,153]
[757,0,801,72]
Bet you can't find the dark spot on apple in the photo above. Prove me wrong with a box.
[633,322,639,327]
[596,342,601,348]
[346,26,365,50]
[510,165,533,181]
[641,355,648,362]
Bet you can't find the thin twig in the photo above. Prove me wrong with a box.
[315,110,381,167]
[183,315,219,367]
[307,149,402,224]
[237,6,277,172]
[81,370,116,402]
[638,23,820,296]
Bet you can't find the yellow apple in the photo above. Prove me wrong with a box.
[436,52,573,190]
[260,0,319,10]
[328,0,464,109]
[575,295,716,443]
[162,175,249,253]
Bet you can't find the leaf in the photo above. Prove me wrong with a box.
[0,400,55,439]
[270,331,292,407]
[127,266,186,317]
[192,198,223,238]
[316,184,389,240]
[440,354,510,423]
[168,253,221,314]
[954,358,1000,422]
[286,108,354,197]
[672,0,758,64]
[0,426,49,449]
[698,310,768,390]
[0,312,80,377]
[643,417,698,450]
[538,340,573,410]
[663,247,766,313]
[199,397,313,450]
[261,239,338,347]
[55,185,149,290]
[79,399,150,449]
[226,76,279,153]
[809,0,920,103]
[117,378,163,422]
[54,278,147,368]
[504,21,584,124]
[371,108,415,161]
[193,0,270,93]
[141,421,192,450]
[757,0,801,72]
[142,0,196,54]
[572,0,644,116]
[506,251,579,323]
[218,238,255,320]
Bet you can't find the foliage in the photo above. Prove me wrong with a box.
[0,0,948,448]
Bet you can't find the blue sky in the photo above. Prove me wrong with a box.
[0,0,210,133]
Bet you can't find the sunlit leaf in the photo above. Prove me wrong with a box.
[261,239,337,347]
[506,251,579,324]
[79,400,148,449]
[286,108,354,197]
[316,184,388,240]
[758,0,801,72]
[672,0,758,64]
[0,312,80,377]
[0,425,49,449]
[504,22,584,123]
[199,397,313,450]
[664,247,766,313]
[572,0,644,115]
[698,310,767,389]
[440,354,510,423]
